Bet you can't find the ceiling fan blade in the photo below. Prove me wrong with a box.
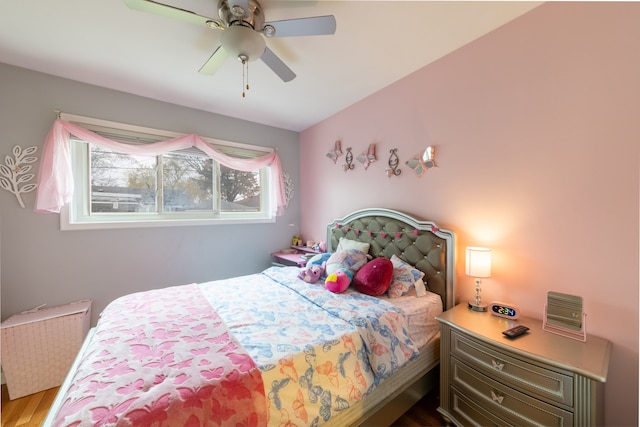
[263,15,336,37]
[199,46,229,75]
[261,47,296,82]
[123,0,220,28]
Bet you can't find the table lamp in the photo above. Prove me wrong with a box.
[466,247,492,312]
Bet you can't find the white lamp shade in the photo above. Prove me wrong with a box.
[466,247,492,278]
[220,26,266,62]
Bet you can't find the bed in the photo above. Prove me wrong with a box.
[43,208,455,427]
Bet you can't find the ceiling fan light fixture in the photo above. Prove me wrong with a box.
[206,20,224,29]
[230,4,246,18]
[262,24,275,37]
[220,25,265,62]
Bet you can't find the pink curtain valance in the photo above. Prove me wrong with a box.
[35,119,285,216]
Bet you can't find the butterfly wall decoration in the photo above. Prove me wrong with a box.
[356,143,377,170]
[326,140,343,163]
[405,146,436,178]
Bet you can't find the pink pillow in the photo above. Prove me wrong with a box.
[352,257,394,296]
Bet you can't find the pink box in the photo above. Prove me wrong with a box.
[1,299,92,399]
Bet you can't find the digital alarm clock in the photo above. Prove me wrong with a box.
[489,301,520,319]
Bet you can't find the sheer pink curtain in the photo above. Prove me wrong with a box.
[35,119,286,216]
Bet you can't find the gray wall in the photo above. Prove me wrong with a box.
[0,63,300,324]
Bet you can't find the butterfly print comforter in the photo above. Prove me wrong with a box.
[50,267,418,426]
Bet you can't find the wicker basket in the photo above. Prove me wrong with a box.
[1,300,92,399]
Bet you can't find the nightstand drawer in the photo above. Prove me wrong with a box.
[451,330,573,407]
[451,357,574,427]
[449,390,510,426]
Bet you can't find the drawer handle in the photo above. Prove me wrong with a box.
[491,359,504,371]
[491,390,504,404]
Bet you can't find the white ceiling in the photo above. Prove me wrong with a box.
[0,1,542,132]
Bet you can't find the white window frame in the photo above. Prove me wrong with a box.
[60,113,275,230]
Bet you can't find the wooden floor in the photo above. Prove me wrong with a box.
[1,385,59,427]
[1,383,446,427]
[389,388,447,427]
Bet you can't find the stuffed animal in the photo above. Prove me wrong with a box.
[298,263,325,284]
[325,270,351,293]
[325,249,368,277]
[306,252,331,267]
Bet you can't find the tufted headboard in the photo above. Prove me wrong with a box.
[326,208,456,310]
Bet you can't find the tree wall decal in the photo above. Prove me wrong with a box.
[0,145,38,208]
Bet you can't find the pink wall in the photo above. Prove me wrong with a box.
[299,3,639,425]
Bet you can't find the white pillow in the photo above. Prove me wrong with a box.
[325,249,369,277]
[414,278,428,297]
[388,254,426,298]
[335,237,370,254]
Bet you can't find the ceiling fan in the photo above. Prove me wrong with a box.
[124,0,337,83]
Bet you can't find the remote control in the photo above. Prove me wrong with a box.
[502,325,530,338]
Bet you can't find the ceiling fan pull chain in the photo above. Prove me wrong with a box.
[246,60,250,92]
[242,57,247,98]
[240,56,251,98]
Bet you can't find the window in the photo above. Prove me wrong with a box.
[62,114,274,230]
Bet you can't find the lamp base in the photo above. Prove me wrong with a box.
[468,301,487,312]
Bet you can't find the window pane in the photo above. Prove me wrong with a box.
[162,152,214,212]
[219,165,260,212]
[90,145,157,213]
[66,115,275,229]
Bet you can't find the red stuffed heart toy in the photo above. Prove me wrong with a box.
[352,257,393,296]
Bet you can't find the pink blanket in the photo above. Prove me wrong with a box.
[52,284,266,427]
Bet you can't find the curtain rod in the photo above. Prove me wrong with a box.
[50,110,274,154]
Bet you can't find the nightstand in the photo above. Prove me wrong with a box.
[271,252,307,267]
[435,304,611,427]
[272,246,322,267]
